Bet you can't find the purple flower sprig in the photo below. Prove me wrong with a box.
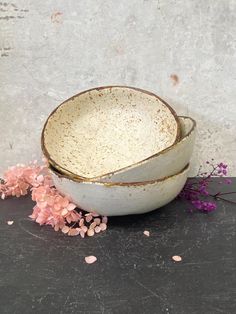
[180,160,235,213]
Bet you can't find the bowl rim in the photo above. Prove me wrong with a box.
[41,85,182,180]
[94,115,196,181]
[49,163,190,187]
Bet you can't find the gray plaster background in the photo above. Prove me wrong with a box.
[0,0,236,176]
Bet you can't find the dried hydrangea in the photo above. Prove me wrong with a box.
[0,161,108,237]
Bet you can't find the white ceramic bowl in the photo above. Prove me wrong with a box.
[42,86,180,180]
[92,116,196,182]
[49,164,189,216]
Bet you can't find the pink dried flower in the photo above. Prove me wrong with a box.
[80,230,85,238]
[0,163,43,198]
[0,161,108,238]
[102,216,108,224]
[172,255,182,262]
[81,225,88,233]
[90,221,97,229]
[143,230,150,237]
[85,214,93,222]
[85,255,97,264]
[87,229,95,237]
[95,226,101,233]
[68,228,80,236]
[100,223,107,231]
[94,218,101,225]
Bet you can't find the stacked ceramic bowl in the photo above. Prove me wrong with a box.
[42,86,196,216]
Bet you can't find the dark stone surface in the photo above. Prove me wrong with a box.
[0,179,235,314]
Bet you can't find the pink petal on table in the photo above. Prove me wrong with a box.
[7,220,14,225]
[61,226,70,234]
[95,226,101,233]
[100,223,107,231]
[143,230,150,237]
[94,218,101,225]
[80,230,85,238]
[87,228,95,237]
[102,217,108,224]
[85,215,93,223]
[79,218,84,227]
[90,222,97,229]
[66,216,72,224]
[172,255,182,262]
[68,228,80,236]
[85,255,97,264]
[1,193,6,200]
[54,225,60,232]
[81,225,88,233]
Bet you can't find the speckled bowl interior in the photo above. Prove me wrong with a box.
[42,86,180,179]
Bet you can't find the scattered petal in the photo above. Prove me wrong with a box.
[80,230,85,238]
[61,226,70,234]
[85,255,97,264]
[85,214,93,223]
[81,225,88,233]
[172,255,182,262]
[90,222,97,229]
[68,228,80,236]
[102,216,108,224]
[95,226,101,233]
[66,216,72,224]
[7,220,14,225]
[54,224,60,232]
[143,230,150,237]
[100,223,107,231]
[94,218,101,225]
[87,229,95,237]
[79,218,84,227]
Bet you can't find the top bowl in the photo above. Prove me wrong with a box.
[91,116,196,182]
[42,86,180,180]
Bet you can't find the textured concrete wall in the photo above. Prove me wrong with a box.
[0,0,236,176]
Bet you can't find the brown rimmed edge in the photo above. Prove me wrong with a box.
[41,85,182,180]
[94,116,196,181]
[49,163,190,187]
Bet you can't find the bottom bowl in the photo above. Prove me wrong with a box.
[49,164,189,216]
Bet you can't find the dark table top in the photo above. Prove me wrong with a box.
[0,178,235,314]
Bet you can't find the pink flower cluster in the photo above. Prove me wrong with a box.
[0,161,43,199]
[0,161,108,237]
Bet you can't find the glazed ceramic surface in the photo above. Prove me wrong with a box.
[50,164,189,216]
[42,86,180,179]
[93,116,196,182]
